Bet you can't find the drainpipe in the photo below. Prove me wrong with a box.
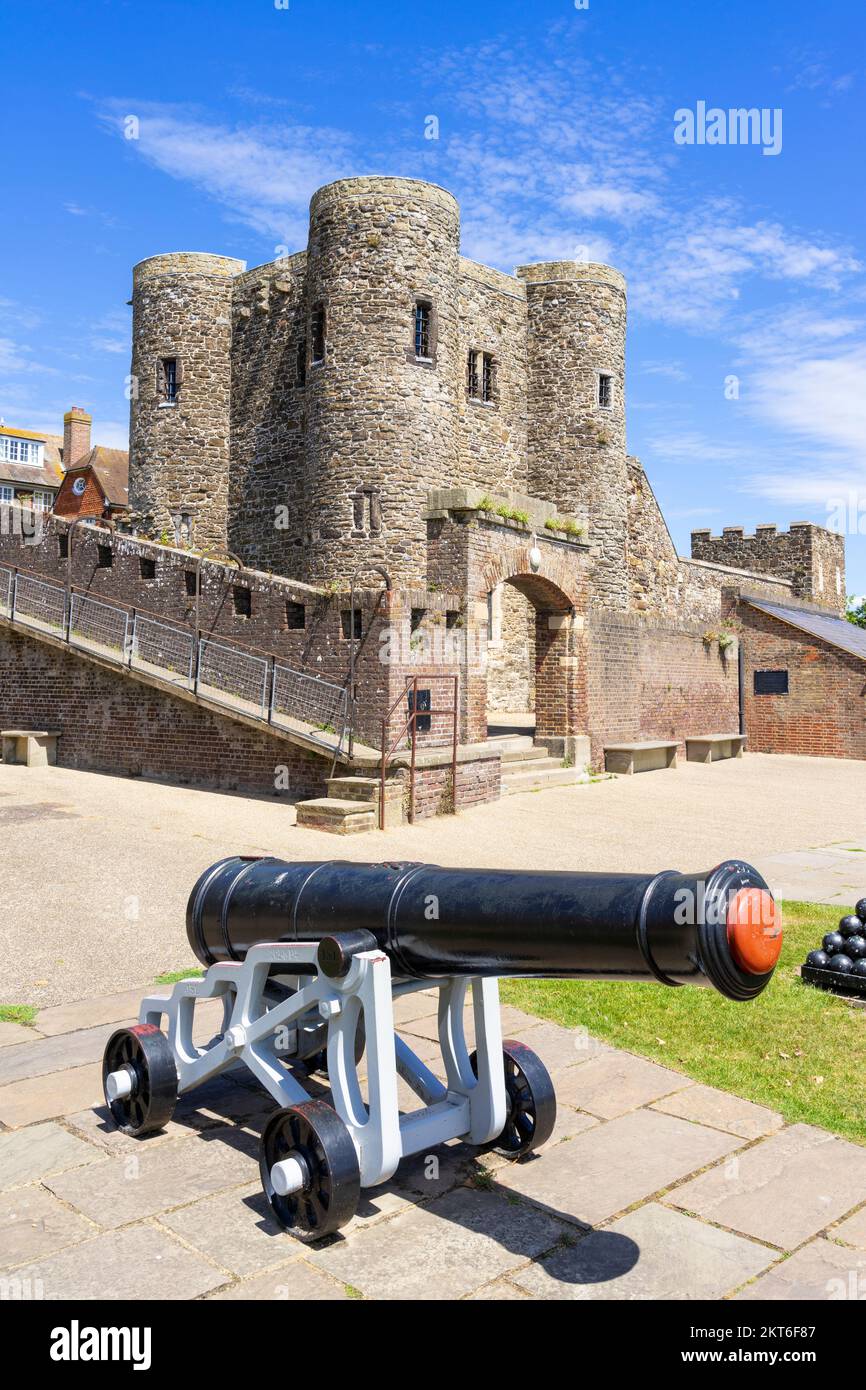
[347,565,392,760]
[738,640,746,737]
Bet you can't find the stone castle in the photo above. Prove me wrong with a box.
[1,176,861,827]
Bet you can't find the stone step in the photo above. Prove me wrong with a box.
[485,735,536,756]
[326,775,404,828]
[295,797,378,835]
[501,766,582,796]
[501,755,563,778]
[498,741,550,763]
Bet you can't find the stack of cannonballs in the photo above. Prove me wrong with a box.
[802,897,866,994]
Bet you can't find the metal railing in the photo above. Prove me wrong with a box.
[380,674,459,829]
[0,561,352,757]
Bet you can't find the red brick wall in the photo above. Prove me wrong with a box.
[400,753,501,820]
[740,606,866,759]
[53,470,105,519]
[0,625,329,799]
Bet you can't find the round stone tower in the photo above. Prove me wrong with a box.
[516,261,629,609]
[302,176,461,586]
[128,252,244,551]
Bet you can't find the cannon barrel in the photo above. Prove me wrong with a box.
[186,857,782,1002]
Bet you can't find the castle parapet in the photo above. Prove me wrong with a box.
[691,522,845,612]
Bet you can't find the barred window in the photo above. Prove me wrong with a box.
[414,301,432,359]
[598,373,613,409]
[159,357,180,403]
[467,350,479,398]
[482,353,494,402]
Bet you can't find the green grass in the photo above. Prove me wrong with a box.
[502,900,866,1145]
[0,1003,37,1026]
[153,968,204,986]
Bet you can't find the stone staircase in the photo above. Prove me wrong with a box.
[295,775,403,835]
[491,734,583,796]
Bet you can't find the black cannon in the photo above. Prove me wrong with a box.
[103,856,782,1241]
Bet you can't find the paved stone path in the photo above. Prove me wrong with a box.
[2,987,865,1301]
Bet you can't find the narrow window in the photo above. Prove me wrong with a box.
[296,339,307,386]
[446,609,461,630]
[311,306,326,364]
[233,585,251,618]
[140,557,156,580]
[97,544,113,569]
[160,357,179,403]
[341,608,362,640]
[286,601,306,630]
[58,533,69,559]
[172,512,193,546]
[598,373,613,409]
[352,486,382,534]
[414,301,432,359]
[467,350,479,399]
[410,607,426,633]
[482,353,495,402]
[184,570,198,597]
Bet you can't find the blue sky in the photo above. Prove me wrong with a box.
[2,0,865,591]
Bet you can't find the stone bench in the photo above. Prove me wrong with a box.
[686,733,746,764]
[1,730,61,767]
[604,740,678,775]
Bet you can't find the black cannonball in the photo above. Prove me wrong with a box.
[828,954,854,974]
[806,949,830,969]
[845,936,866,960]
[823,932,846,955]
[856,898,866,923]
[852,959,866,978]
[839,915,863,938]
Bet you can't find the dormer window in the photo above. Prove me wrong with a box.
[598,373,613,409]
[0,436,43,465]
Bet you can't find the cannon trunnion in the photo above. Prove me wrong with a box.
[102,856,783,1241]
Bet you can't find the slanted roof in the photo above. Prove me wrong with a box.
[744,597,866,664]
[0,432,64,490]
[66,445,129,508]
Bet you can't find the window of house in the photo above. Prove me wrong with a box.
[97,544,113,569]
[754,669,788,696]
[482,353,495,402]
[172,512,193,547]
[341,608,362,640]
[286,601,306,630]
[296,339,307,386]
[598,373,613,409]
[410,607,426,634]
[184,570,198,597]
[32,491,52,512]
[0,485,13,505]
[140,557,156,580]
[311,307,326,364]
[159,357,179,403]
[58,533,69,559]
[233,585,252,618]
[414,301,432,359]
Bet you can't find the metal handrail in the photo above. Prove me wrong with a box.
[379,674,459,829]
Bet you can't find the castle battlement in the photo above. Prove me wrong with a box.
[691,521,845,613]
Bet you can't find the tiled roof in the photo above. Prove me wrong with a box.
[744,598,866,664]
[66,446,129,507]
[0,431,64,490]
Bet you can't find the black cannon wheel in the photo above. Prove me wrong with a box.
[260,1100,360,1242]
[102,1024,178,1137]
[303,1014,366,1079]
[471,1039,557,1159]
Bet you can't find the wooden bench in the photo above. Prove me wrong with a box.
[604,740,678,775]
[1,730,61,767]
[686,733,746,764]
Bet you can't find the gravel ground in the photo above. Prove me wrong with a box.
[1,752,864,1007]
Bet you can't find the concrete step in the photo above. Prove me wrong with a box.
[485,734,535,756]
[502,755,563,778]
[295,797,378,835]
[327,776,384,802]
[499,742,551,764]
[501,766,582,796]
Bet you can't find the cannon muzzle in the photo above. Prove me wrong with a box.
[187,857,782,1002]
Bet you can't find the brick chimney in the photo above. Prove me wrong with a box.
[63,407,92,469]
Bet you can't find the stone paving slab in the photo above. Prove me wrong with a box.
[0,1184,95,1271]
[512,1203,775,1300]
[209,1260,353,1301]
[651,1084,784,1140]
[157,1182,304,1278]
[467,1278,531,1299]
[511,1020,613,1073]
[735,1238,866,1301]
[0,1020,41,1048]
[45,1129,258,1228]
[0,1023,119,1087]
[400,1005,540,1045]
[10,1222,226,1300]
[0,1120,104,1189]
[392,990,439,1026]
[668,1123,866,1249]
[831,1206,866,1249]
[497,1109,743,1227]
[33,986,169,1037]
[0,1062,103,1128]
[555,1050,693,1120]
[309,1186,570,1300]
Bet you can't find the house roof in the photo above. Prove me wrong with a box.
[65,446,129,508]
[0,433,64,491]
[744,597,866,664]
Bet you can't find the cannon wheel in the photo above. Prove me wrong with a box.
[102,1024,178,1137]
[260,1100,360,1242]
[471,1039,557,1159]
[303,1013,367,1079]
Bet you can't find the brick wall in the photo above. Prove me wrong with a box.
[0,625,329,798]
[53,469,104,520]
[739,604,866,759]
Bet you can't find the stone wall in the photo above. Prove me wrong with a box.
[691,524,845,613]
[486,582,536,712]
[456,260,529,493]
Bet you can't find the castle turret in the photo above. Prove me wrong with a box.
[516,261,629,608]
[302,177,461,586]
[128,252,244,551]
